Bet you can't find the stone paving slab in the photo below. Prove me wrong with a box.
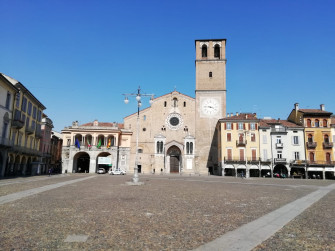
[0,174,333,250]
[0,174,91,197]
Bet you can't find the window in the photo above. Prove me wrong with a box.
[31,120,36,130]
[263,149,268,160]
[294,152,300,160]
[214,44,220,58]
[250,123,256,130]
[323,119,328,127]
[251,133,255,142]
[307,119,311,127]
[173,98,178,107]
[138,149,143,153]
[26,117,30,127]
[252,149,257,161]
[277,151,282,159]
[2,122,8,139]
[142,128,146,131]
[293,136,299,145]
[238,122,243,130]
[186,142,193,154]
[226,122,232,130]
[16,92,20,108]
[143,115,146,121]
[309,152,314,162]
[227,133,231,142]
[37,110,42,122]
[308,134,313,142]
[263,135,267,144]
[209,72,212,78]
[156,141,163,154]
[324,134,329,143]
[32,106,37,119]
[27,102,32,115]
[21,97,27,112]
[276,137,282,144]
[202,45,207,57]
[5,92,11,109]
[326,153,331,163]
[184,101,186,107]
[239,149,244,161]
[315,119,319,127]
[227,148,232,161]
[164,101,167,107]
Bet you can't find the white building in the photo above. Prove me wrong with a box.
[260,119,306,178]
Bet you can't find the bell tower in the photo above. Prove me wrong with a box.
[195,39,227,175]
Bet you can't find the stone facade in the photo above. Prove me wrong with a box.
[195,39,227,175]
[123,91,196,175]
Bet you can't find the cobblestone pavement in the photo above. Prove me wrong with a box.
[0,174,334,250]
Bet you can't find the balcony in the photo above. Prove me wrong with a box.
[291,160,307,166]
[236,139,247,147]
[276,143,283,148]
[308,160,335,166]
[25,126,35,135]
[271,128,287,133]
[11,110,24,129]
[306,141,317,149]
[323,142,333,149]
[274,158,286,164]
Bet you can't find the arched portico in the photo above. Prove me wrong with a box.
[96,152,112,173]
[273,164,288,178]
[73,152,90,173]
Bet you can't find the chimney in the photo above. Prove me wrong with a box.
[227,113,229,118]
[320,104,325,111]
[236,112,239,116]
[246,114,248,119]
[294,103,299,111]
[231,113,233,117]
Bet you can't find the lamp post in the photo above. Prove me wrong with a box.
[123,86,154,184]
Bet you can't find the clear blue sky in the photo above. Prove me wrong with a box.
[1,0,334,132]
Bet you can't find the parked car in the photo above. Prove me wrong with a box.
[97,168,106,174]
[110,169,126,175]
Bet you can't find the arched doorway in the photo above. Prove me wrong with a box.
[167,146,181,173]
[96,152,112,173]
[73,152,90,173]
[273,164,288,178]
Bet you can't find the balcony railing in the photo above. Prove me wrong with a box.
[274,158,287,163]
[323,142,333,149]
[306,142,317,149]
[276,143,283,148]
[236,139,247,147]
[308,160,335,166]
[12,145,41,156]
[25,126,35,135]
[11,110,24,129]
[271,128,286,133]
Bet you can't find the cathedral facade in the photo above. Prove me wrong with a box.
[124,39,227,175]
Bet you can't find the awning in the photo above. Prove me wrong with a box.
[249,165,259,170]
[307,167,324,171]
[237,165,246,169]
[224,164,234,169]
[261,165,270,170]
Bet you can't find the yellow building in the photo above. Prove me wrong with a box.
[288,103,334,179]
[1,74,46,176]
[217,113,260,177]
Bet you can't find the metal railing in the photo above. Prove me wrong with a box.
[306,142,317,148]
[323,142,333,149]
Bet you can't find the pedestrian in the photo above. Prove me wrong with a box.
[160,168,163,175]
[153,168,155,174]
[48,168,51,177]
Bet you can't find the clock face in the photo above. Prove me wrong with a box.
[201,98,220,116]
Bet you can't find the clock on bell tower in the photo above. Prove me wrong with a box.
[195,39,227,175]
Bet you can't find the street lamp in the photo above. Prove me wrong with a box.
[123,86,154,184]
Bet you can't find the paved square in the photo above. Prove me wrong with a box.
[0,174,334,250]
